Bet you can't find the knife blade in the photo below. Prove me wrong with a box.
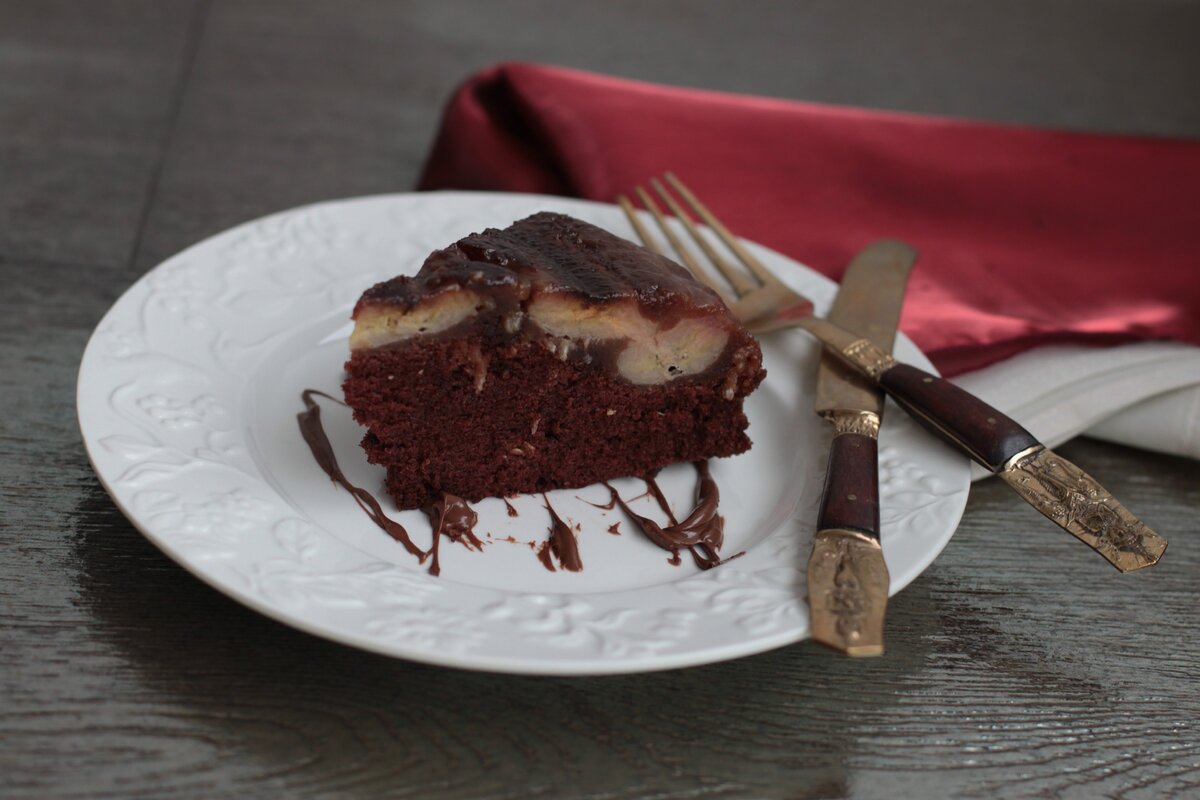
[807,241,915,656]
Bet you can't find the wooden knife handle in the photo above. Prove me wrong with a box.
[878,363,1039,472]
[817,430,880,537]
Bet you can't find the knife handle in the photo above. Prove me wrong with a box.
[877,363,1039,472]
[817,421,881,537]
[873,363,1167,572]
[810,411,889,657]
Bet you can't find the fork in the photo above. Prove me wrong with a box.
[617,175,815,335]
[618,173,1167,573]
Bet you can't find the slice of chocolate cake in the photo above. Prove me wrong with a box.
[342,212,765,510]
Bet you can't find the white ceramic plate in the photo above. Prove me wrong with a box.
[77,192,970,675]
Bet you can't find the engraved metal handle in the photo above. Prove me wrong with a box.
[807,530,889,657]
[1001,447,1168,572]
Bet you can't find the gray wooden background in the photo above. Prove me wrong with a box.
[3,1,1199,798]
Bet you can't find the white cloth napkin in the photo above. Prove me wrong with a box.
[948,342,1200,481]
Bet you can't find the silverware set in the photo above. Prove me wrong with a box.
[619,173,1168,656]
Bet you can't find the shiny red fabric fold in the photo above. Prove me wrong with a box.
[418,63,1200,376]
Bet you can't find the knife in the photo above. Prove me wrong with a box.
[807,241,915,656]
[793,315,1168,573]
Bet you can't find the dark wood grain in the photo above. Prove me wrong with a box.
[0,0,201,268]
[881,364,1040,471]
[817,433,880,536]
[3,1,1200,798]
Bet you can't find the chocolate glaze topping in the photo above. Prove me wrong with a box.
[298,390,422,557]
[357,212,725,322]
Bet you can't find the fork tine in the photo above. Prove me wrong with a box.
[630,187,736,306]
[665,172,783,288]
[650,177,758,297]
[616,195,660,255]
[634,186,699,272]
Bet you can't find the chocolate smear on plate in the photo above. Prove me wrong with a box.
[298,390,422,557]
[421,493,483,577]
[607,462,738,570]
[536,494,583,572]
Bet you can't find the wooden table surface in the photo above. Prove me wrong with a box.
[3,2,1199,798]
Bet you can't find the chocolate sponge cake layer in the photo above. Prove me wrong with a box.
[343,212,765,509]
[347,333,759,509]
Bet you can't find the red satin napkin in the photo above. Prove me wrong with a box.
[418,63,1200,376]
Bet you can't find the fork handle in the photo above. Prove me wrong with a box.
[877,363,1038,472]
